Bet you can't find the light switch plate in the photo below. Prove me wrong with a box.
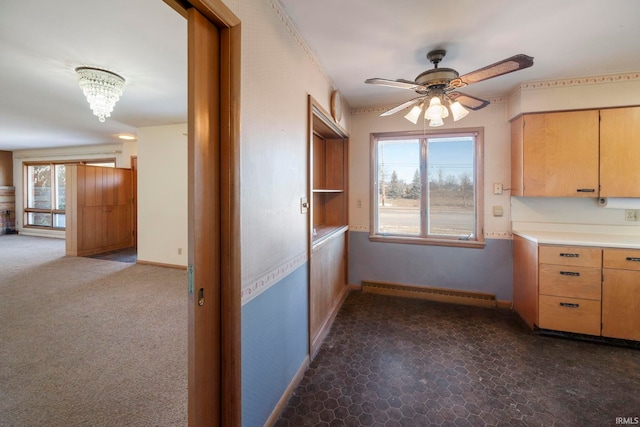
[300,196,309,213]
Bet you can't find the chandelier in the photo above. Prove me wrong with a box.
[403,92,469,127]
[75,67,126,122]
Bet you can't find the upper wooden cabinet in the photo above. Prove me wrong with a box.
[66,164,134,256]
[600,106,640,197]
[511,110,600,197]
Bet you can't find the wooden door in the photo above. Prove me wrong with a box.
[512,235,538,329]
[181,2,241,426]
[600,107,640,197]
[131,156,138,248]
[522,111,599,197]
[602,269,640,340]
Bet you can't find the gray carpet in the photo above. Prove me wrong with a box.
[0,235,187,427]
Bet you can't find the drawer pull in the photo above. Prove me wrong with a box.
[576,188,595,193]
[559,253,579,258]
[559,302,580,308]
[559,271,580,277]
[626,257,640,262]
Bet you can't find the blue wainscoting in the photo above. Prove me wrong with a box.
[349,231,514,301]
[241,262,309,426]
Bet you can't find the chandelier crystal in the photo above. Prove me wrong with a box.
[75,67,125,122]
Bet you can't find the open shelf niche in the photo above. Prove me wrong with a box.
[310,100,348,245]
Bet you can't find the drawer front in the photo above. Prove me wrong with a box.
[539,264,601,300]
[538,295,601,336]
[603,248,640,271]
[539,245,601,268]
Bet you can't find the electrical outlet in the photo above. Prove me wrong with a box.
[625,209,637,221]
[178,248,182,255]
[493,205,504,217]
[493,183,503,195]
[356,199,362,208]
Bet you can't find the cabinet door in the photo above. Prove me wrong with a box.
[522,111,599,197]
[513,235,538,329]
[602,269,640,341]
[600,107,640,197]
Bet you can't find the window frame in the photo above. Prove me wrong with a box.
[22,159,115,230]
[369,128,485,249]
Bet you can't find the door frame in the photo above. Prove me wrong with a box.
[163,0,241,425]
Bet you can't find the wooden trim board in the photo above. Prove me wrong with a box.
[362,280,497,308]
[264,355,310,427]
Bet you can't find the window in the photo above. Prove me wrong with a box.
[23,159,116,230]
[370,129,484,248]
[25,163,67,229]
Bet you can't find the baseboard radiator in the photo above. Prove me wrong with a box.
[361,280,497,308]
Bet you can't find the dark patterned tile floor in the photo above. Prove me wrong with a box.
[276,292,640,427]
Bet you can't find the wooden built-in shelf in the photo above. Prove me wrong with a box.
[308,95,350,360]
[312,224,348,247]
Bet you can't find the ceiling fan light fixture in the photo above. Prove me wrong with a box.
[428,116,444,127]
[449,100,469,122]
[404,103,424,124]
[424,95,448,121]
[75,67,126,122]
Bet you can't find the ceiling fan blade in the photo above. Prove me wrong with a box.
[453,54,534,87]
[365,78,426,91]
[448,92,490,111]
[380,97,425,116]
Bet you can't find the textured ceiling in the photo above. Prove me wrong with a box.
[2,0,640,151]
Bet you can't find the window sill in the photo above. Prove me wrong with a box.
[369,234,485,249]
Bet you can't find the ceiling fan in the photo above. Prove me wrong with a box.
[365,49,533,126]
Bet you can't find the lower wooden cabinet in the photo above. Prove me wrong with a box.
[514,241,640,341]
[602,249,640,341]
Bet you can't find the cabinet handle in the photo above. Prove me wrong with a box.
[559,253,579,258]
[560,302,580,308]
[576,188,595,193]
[626,257,640,262]
[560,271,580,277]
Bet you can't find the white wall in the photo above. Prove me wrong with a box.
[136,124,188,267]
[508,74,640,229]
[12,142,136,238]
[220,0,349,298]
[350,73,640,238]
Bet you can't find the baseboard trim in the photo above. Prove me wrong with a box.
[348,283,362,291]
[310,285,350,360]
[497,300,513,310]
[362,280,497,308]
[264,355,310,427]
[136,260,187,270]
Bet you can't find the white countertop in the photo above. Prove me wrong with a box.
[512,229,640,249]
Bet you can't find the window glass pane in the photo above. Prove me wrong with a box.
[53,213,66,228]
[55,164,66,210]
[27,165,51,209]
[377,139,421,235]
[427,137,475,237]
[27,212,52,227]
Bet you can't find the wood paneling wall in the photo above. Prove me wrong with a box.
[0,151,12,186]
[66,165,133,256]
